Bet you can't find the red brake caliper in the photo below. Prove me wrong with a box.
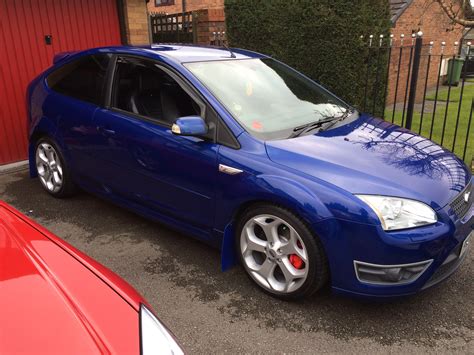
[289,240,304,269]
[289,255,304,269]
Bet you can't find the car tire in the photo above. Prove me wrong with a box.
[236,204,329,300]
[35,137,77,198]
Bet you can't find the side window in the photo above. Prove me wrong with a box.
[47,54,111,105]
[112,57,201,125]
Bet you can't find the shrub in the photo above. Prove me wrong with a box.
[224,0,391,109]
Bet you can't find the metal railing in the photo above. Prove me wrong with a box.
[361,32,474,164]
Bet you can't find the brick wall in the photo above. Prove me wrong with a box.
[194,8,226,44]
[387,0,464,104]
[124,0,150,45]
[149,7,226,45]
[148,1,226,46]
[148,0,224,14]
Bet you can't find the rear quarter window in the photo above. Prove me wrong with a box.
[46,54,111,106]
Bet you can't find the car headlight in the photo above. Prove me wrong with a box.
[140,304,184,355]
[356,195,437,231]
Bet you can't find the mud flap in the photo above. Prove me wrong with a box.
[221,223,239,271]
[29,153,38,178]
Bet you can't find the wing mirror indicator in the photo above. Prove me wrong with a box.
[171,116,208,136]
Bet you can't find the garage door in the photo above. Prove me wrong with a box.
[0,0,122,165]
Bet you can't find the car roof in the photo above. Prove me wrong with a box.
[91,44,268,63]
[143,44,267,62]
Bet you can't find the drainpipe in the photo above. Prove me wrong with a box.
[182,0,186,13]
[116,0,128,45]
[145,0,153,44]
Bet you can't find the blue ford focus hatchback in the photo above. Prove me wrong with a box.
[27,45,473,300]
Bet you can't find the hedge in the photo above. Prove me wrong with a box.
[224,0,391,110]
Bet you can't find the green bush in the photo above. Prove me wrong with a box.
[224,0,391,109]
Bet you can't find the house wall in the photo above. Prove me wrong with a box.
[148,0,224,14]
[123,0,150,44]
[387,0,465,105]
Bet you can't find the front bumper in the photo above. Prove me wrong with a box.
[320,194,474,299]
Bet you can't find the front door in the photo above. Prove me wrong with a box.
[93,56,218,231]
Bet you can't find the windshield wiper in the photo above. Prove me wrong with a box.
[318,109,354,132]
[289,111,352,139]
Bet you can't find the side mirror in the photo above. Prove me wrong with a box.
[171,116,208,136]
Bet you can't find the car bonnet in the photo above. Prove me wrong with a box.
[0,202,142,353]
[265,114,471,210]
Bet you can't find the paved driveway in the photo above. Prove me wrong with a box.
[1,169,473,354]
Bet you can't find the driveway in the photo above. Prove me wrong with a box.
[1,168,473,354]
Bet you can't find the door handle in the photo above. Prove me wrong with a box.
[97,126,116,136]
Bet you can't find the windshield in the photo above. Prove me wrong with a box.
[184,58,351,140]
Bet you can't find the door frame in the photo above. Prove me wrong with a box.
[102,53,241,149]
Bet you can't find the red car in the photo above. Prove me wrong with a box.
[0,201,183,354]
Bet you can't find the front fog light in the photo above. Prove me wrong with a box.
[356,195,437,231]
[354,259,433,285]
[140,304,183,355]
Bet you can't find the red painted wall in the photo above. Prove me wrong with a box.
[0,0,122,165]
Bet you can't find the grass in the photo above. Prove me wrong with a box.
[385,82,474,164]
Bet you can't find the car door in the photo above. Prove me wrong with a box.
[92,55,218,232]
[46,54,113,180]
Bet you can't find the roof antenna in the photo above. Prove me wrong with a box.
[219,31,236,58]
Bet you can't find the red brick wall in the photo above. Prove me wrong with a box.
[194,8,226,44]
[387,0,464,104]
[149,6,226,45]
[148,0,224,14]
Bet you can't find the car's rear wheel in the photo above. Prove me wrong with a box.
[35,138,76,197]
[236,204,328,300]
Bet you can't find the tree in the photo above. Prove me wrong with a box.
[436,0,474,27]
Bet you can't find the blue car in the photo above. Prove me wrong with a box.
[27,45,473,300]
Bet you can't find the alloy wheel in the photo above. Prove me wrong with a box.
[36,142,63,193]
[240,214,309,293]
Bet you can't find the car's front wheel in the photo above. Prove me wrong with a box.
[236,204,329,300]
[35,138,76,197]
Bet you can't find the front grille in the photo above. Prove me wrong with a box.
[449,182,473,219]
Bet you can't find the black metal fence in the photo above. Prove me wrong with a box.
[149,11,196,44]
[361,32,474,165]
